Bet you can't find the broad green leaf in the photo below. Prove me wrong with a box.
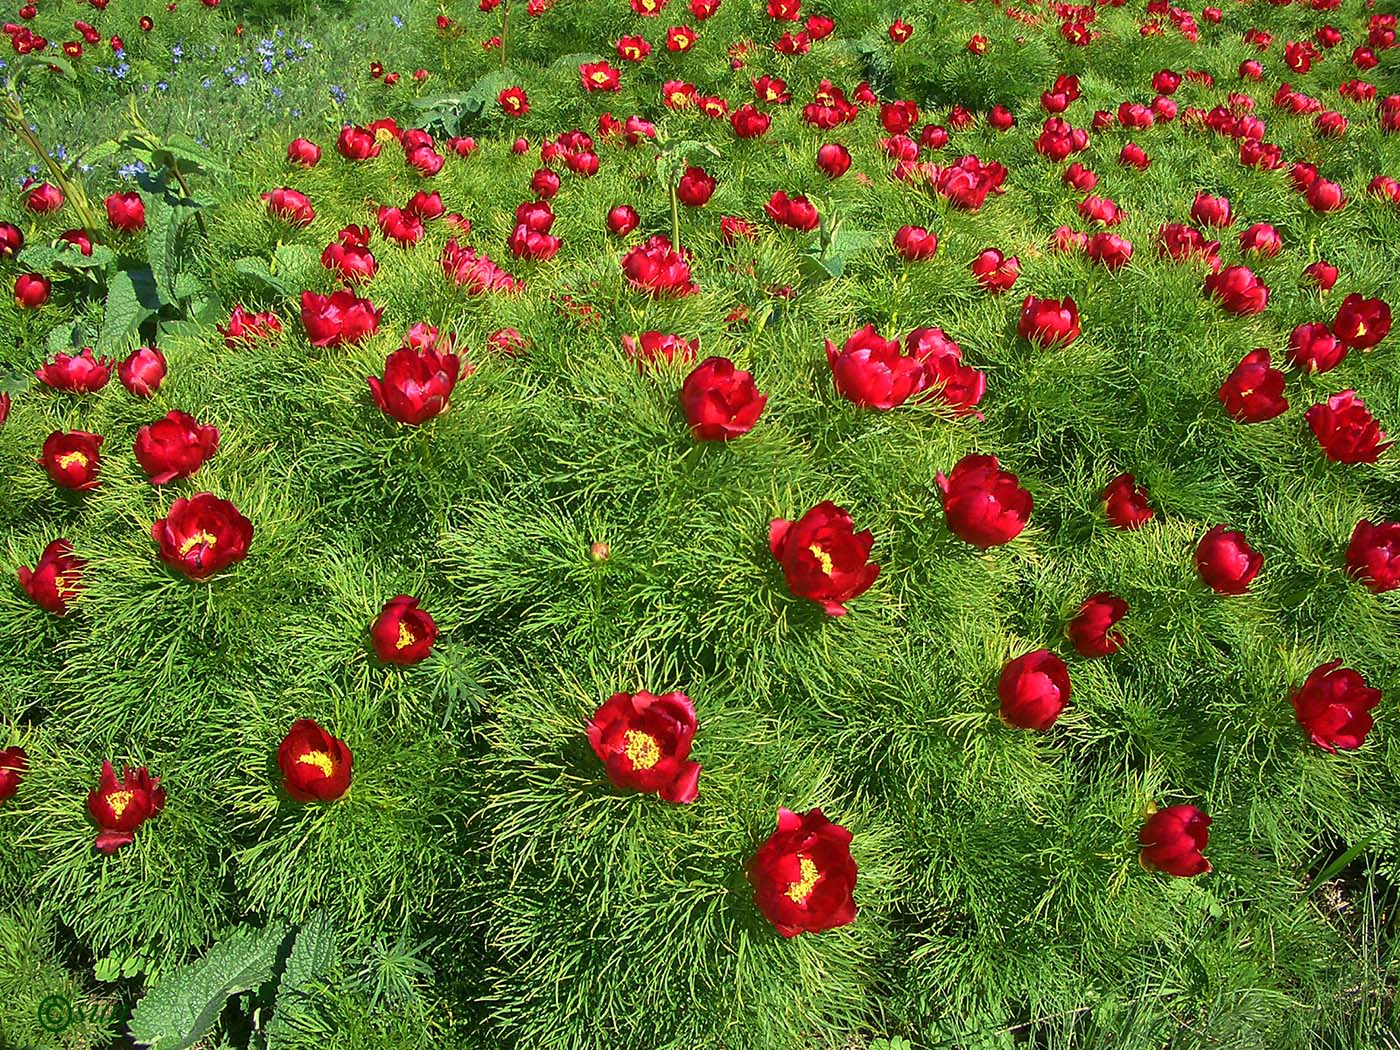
[145,192,183,303]
[232,257,295,299]
[128,923,287,1050]
[96,268,161,355]
[45,321,84,353]
[266,912,337,1050]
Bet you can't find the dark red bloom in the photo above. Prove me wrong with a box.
[1195,525,1263,595]
[1302,260,1338,291]
[622,331,698,370]
[0,221,22,258]
[748,807,857,937]
[277,719,353,802]
[1219,349,1288,423]
[118,346,167,398]
[893,225,936,261]
[1203,265,1269,315]
[1086,232,1133,271]
[765,191,819,231]
[1286,323,1346,374]
[586,690,701,803]
[17,538,85,615]
[87,761,165,853]
[322,224,378,283]
[377,205,423,245]
[937,454,1032,548]
[262,187,315,227]
[680,356,767,440]
[1017,295,1080,348]
[621,235,696,297]
[1139,804,1210,877]
[368,339,462,426]
[35,347,113,393]
[1190,192,1232,227]
[1290,660,1380,753]
[40,430,103,490]
[607,204,639,236]
[300,290,383,348]
[1102,473,1154,529]
[905,328,986,418]
[287,137,321,166]
[815,144,850,179]
[134,410,220,484]
[0,747,26,805]
[218,304,283,347]
[825,324,925,410]
[999,649,1071,730]
[337,125,382,160]
[1345,520,1400,593]
[1332,294,1391,351]
[1066,593,1128,658]
[23,182,63,213]
[370,595,438,664]
[1305,390,1392,464]
[151,492,253,580]
[971,249,1020,293]
[104,191,145,232]
[768,501,879,616]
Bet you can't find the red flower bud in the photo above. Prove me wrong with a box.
[1195,525,1263,595]
[680,356,767,440]
[118,346,167,398]
[135,410,220,484]
[1066,592,1128,658]
[104,191,146,232]
[999,649,1071,730]
[370,595,438,664]
[1139,805,1210,877]
[937,454,1032,548]
[1291,660,1380,752]
[87,761,165,853]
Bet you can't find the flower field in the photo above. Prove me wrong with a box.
[2,0,1399,1046]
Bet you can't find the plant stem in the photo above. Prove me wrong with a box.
[169,159,210,241]
[500,0,510,71]
[3,90,101,238]
[670,184,681,253]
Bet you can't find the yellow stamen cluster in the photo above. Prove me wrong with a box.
[296,750,335,777]
[106,790,134,821]
[396,622,416,650]
[784,855,822,903]
[622,730,662,770]
[807,544,834,575]
[178,530,218,556]
[56,451,89,470]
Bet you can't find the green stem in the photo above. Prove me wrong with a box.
[670,184,681,253]
[169,159,209,242]
[3,89,101,238]
[500,0,509,71]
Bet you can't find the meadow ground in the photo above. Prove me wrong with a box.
[1,0,1399,1048]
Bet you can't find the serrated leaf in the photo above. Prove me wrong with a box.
[232,257,294,299]
[128,923,287,1050]
[145,193,182,303]
[174,271,205,301]
[15,243,116,272]
[798,253,845,282]
[266,912,336,1050]
[45,322,83,353]
[96,268,161,355]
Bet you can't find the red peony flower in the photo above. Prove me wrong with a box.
[937,454,1032,548]
[87,761,165,853]
[1290,660,1380,753]
[825,324,925,410]
[765,190,819,231]
[322,224,378,282]
[1219,349,1288,423]
[287,137,321,166]
[1239,222,1282,257]
[815,143,851,178]
[0,747,26,805]
[680,356,767,440]
[769,501,879,616]
[23,181,63,213]
[1018,295,1081,348]
[337,125,381,160]
[368,337,462,426]
[218,304,283,348]
[1190,191,1233,228]
[1195,525,1263,595]
[1102,473,1154,529]
[262,187,315,227]
[118,346,167,398]
[104,191,146,232]
[17,538,86,615]
[607,204,640,236]
[151,492,253,580]
[498,85,529,116]
[1332,294,1391,351]
[300,290,383,348]
[586,690,701,803]
[1286,323,1346,374]
[1345,520,1400,593]
[35,347,113,393]
[1203,265,1269,315]
[622,331,698,371]
[893,225,937,262]
[1066,593,1128,658]
[580,61,622,92]
[905,328,986,419]
[0,221,23,259]
[970,248,1020,293]
[621,235,696,297]
[999,649,1072,730]
[888,18,912,43]
[370,595,438,664]
[1305,390,1392,464]
[134,410,220,485]
[40,430,103,490]
[1302,260,1338,291]
[1139,804,1210,877]
[748,807,857,937]
[16,272,51,310]
[277,719,353,802]
[677,165,716,208]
